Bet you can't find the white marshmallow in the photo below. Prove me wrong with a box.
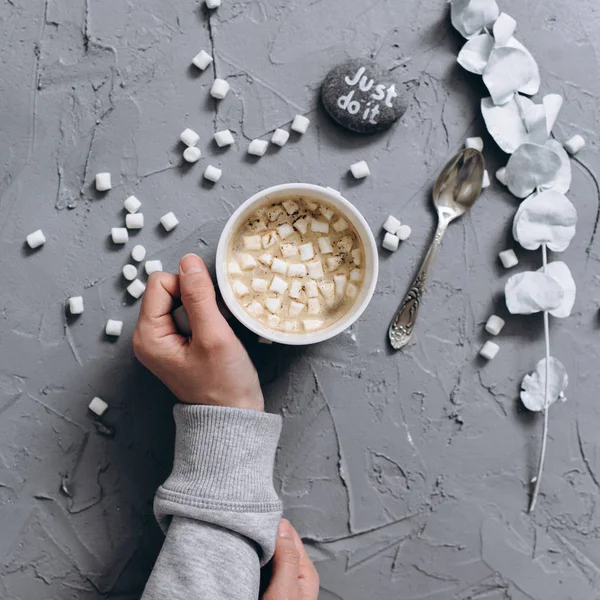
[299,242,314,261]
[267,314,281,329]
[243,235,262,251]
[352,249,361,266]
[262,231,279,249]
[564,134,585,155]
[307,260,324,279]
[283,320,299,333]
[124,195,141,213]
[68,296,84,314]
[311,220,329,234]
[319,206,334,221]
[326,256,343,272]
[251,278,269,292]
[160,212,179,232]
[293,217,309,234]
[306,201,318,210]
[145,260,163,275]
[382,232,399,251]
[258,336,273,345]
[289,280,303,298]
[288,263,307,278]
[131,245,146,262]
[482,170,491,188]
[251,219,268,232]
[303,319,323,332]
[317,237,333,254]
[26,229,46,249]
[281,243,299,258]
[122,264,137,281]
[305,280,319,298]
[318,281,335,299]
[105,319,123,337]
[307,298,320,315]
[126,213,144,229]
[127,279,146,299]
[397,225,412,241]
[350,160,370,179]
[291,114,310,134]
[333,218,348,233]
[89,397,108,416]
[204,165,222,182]
[248,139,269,156]
[180,128,200,147]
[246,300,264,317]
[265,297,282,314]
[277,223,294,239]
[210,78,230,100]
[206,0,221,8]
[480,341,500,360]
[499,249,518,269]
[269,276,288,294]
[192,49,213,70]
[334,274,347,296]
[346,283,358,298]
[282,200,299,215]
[232,280,249,297]
[183,147,202,163]
[95,172,112,191]
[214,129,234,148]
[228,260,242,275]
[496,167,507,186]
[465,136,484,151]
[111,227,129,244]
[383,215,401,234]
[271,128,290,147]
[258,252,273,266]
[239,253,257,270]
[485,315,506,336]
[267,206,284,222]
[336,235,353,253]
[271,258,288,274]
[289,301,305,317]
[350,268,362,282]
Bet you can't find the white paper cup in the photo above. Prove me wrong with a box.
[216,183,379,345]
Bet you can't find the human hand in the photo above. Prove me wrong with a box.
[133,253,264,411]
[263,519,320,600]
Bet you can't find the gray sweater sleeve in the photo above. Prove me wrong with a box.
[141,404,283,600]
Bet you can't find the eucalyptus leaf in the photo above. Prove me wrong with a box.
[483,46,536,105]
[543,94,563,135]
[457,33,494,74]
[505,37,540,96]
[481,95,534,153]
[522,104,549,146]
[505,143,562,198]
[521,357,568,412]
[505,271,564,314]
[493,12,516,46]
[513,190,577,252]
[451,0,500,39]
[538,261,576,318]
[545,139,572,194]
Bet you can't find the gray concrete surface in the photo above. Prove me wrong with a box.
[1,0,600,598]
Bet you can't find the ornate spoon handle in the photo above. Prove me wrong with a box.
[388,219,449,350]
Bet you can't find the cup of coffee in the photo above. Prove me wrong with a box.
[216,183,378,345]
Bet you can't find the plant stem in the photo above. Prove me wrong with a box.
[529,243,551,513]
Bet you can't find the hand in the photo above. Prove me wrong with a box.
[263,520,320,600]
[133,253,264,411]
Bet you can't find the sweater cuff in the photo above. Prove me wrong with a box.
[159,404,282,512]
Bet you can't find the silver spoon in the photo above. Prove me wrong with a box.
[388,148,485,350]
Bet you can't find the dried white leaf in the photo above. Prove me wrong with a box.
[483,46,537,105]
[513,190,577,252]
[522,103,548,146]
[543,94,563,135]
[521,357,568,412]
[505,271,564,314]
[505,37,540,96]
[451,0,500,38]
[505,143,562,198]
[457,33,494,74]
[538,261,576,318]
[493,12,516,47]
[544,139,572,194]
[481,95,534,153]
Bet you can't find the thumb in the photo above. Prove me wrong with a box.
[264,520,300,600]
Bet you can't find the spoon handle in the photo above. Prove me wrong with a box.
[388,219,449,350]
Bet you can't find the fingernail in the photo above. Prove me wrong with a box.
[278,519,293,538]
[179,254,203,275]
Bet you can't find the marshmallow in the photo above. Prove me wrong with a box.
[265,297,282,314]
[180,128,200,147]
[307,260,324,279]
[397,225,412,241]
[318,281,335,299]
[267,206,284,221]
[482,170,491,188]
[352,249,361,266]
[111,227,129,244]
[317,237,333,254]
[68,296,84,314]
[293,217,309,234]
[89,397,108,416]
[210,78,230,100]
[311,220,329,234]
[258,253,273,266]
[307,298,320,315]
[281,243,299,258]
[126,213,144,229]
[105,319,123,337]
[305,280,319,297]
[204,165,222,182]
[334,274,347,296]
[303,319,323,332]
[383,215,401,234]
[246,300,264,317]
[214,129,234,147]
[183,147,202,163]
[480,341,500,360]
[124,195,141,213]
[282,200,299,215]
[465,137,484,151]
[131,245,146,262]
[239,253,257,270]
[271,128,290,147]
[326,256,343,271]
[350,268,362,282]
[252,278,269,292]
[288,263,307,278]
[346,283,358,298]
[145,260,163,275]
[289,301,305,317]
[499,249,518,269]
[350,160,370,179]
[95,172,112,191]
[248,139,269,156]
[306,201,318,211]
[336,235,353,253]
[232,280,250,297]
[319,206,334,221]
[299,242,314,261]
[283,320,299,333]
[564,134,585,155]
[267,314,281,328]
[485,315,506,336]
[269,276,288,294]
[289,280,303,298]
[244,235,262,250]
[291,114,310,134]
[26,229,46,249]
[382,232,399,251]
[122,264,137,280]
[160,212,179,232]
[228,260,242,275]
[192,49,213,70]
[277,223,294,239]
[206,0,221,8]
[271,258,288,274]
[333,218,348,233]
[496,167,507,186]
[127,279,146,299]
[262,231,278,249]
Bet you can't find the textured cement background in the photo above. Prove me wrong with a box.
[1,0,600,598]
